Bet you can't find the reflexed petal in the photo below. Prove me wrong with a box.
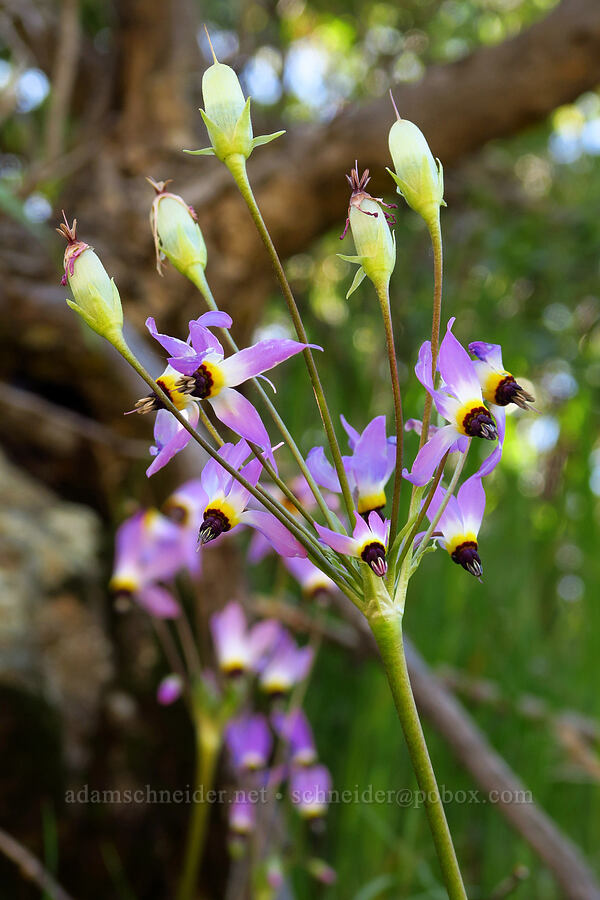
[210,388,275,467]
[367,510,389,546]
[468,341,504,371]
[340,414,361,450]
[146,316,192,358]
[219,339,320,387]
[425,484,462,542]
[438,319,482,404]
[137,584,181,618]
[196,310,232,330]
[415,340,435,392]
[189,319,225,357]
[240,509,308,558]
[457,475,486,536]
[290,765,332,817]
[475,444,503,478]
[272,708,316,765]
[157,674,183,705]
[306,446,340,492]
[351,416,392,490]
[351,511,372,542]
[314,523,357,558]
[146,405,198,477]
[167,349,212,376]
[210,601,249,670]
[403,424,459,486]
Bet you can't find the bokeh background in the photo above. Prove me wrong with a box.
[1,0,599,897]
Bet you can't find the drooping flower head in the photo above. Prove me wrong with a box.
[229,792,256,835]
[210,601,281,676]
[259,631,314,694]
[469,341,535,447]
[140,314,318,472]
[226,713,273,771]
[110,510,187,617]
[405,319,499,486]
[422,474,486,579]
[315,511,390,577]
[308,415,396,517]
[272,709,317,766]
[196,439,307,558]
[289,765,332,819]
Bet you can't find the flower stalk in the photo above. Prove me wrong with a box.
[375,282,404,546]
[419,214,443,448]
[366,603,467,900]
[224,153,356,522]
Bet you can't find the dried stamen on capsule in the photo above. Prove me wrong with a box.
[450,540,483,579]
[360,541,388,577]
[461,405,497,440]
[198,508,232,544]
[340,162,397,240]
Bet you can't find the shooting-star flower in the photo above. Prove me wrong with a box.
[315,510,390,577]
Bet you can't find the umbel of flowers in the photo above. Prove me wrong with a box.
[58,43,537,900]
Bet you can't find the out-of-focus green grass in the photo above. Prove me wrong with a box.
[255,112,600,897]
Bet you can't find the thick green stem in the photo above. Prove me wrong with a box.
[367,608,467,900]
[189,264,335,528]
[225,154,355,522]
[176,719,221,900]
[376,282,404,546]
[419,212,443,448]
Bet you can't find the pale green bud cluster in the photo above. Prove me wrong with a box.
[63,234,123,343]
[186,57,284,166]
[153,193,207,277]
[339,199,396,297]
[387,118,445,229]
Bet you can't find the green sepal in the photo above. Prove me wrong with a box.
[252,130,285,149]
[183,147,215,156]
[337,253,363,264]
[345,265,367,298]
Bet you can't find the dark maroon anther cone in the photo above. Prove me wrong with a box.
[198,509,231,545]
[451,541,483,578]
[360,542,388,577]
[463,407,497,441]
[495,376,535,410]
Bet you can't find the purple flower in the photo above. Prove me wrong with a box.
[229,792,256,835]
[210,601,281,675]
[308,415,396,516]
[110,510,187,617]
[272,709,317,766]
[146,314,319,470]
[283,556,336,598]
[420,474,486,578]
[404,319,499,486]
[289,765,332,818]
[260,631,314,694]
[226,714,272,770]
[162,478,208,574]
[315,510,390,577]
[468,340,535,466]
[196,439,307,558]
[139,365,201,477]
[157,673,183,705]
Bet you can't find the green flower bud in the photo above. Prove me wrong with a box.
[57,215,123,343]
[338,165,396,297]
[184,31,284,165]
[386,114,445,229]
[147,178,207,277]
